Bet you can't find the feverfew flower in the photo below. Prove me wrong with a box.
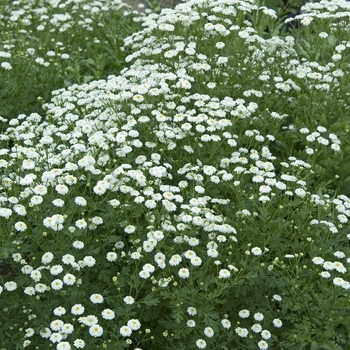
[89,324,103,337]
[123,296,135,305]
[90,293,104,304]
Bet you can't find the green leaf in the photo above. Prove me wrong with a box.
[141,294,160,306]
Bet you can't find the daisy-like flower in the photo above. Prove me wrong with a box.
[71,304,85,315]
[72,240,84,249]
[75,196,87,206]
[235,327,249,337]
[50,319,64,331]
[261,330,271,340]
[102,309,115,320]
[273,318,283,328]
[41,252,54,264]
[258,340,269,350]
[187,307,197,316]
[187,320,196,327]
[51,279,63,290]
[89,324,103,337]
[63,274,76,286]
[90,293,104,304]
[127,319,141,330]
[120,325,132,337]
[238,309,250,318]
[196,339,207,349]
[178,268,190,278]
[79,315,98,326]
[219,269,230,278]
[14,221,27,232]
[50,265,63,275]
[272,294,282,302]
[4,281,17,291]
[57,342,71,350]
[53,306,66,316]
[73,339,85,349]
[252,324,263,333]
[61,323,74,335]
[169,254,182,266]
[106,252,117,262]
[83,256,96,267]
[251,247,262,256]
[204,327,214,338]
[62,254,75,265]
[24,287,35,296]
[254,313,264,321]
[221,319,231,329]
[123,296,135,305]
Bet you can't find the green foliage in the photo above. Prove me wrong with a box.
[0,0,140,122]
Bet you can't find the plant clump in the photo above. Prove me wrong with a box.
[0,0,350,349]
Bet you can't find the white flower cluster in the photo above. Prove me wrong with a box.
[0,0,349,348]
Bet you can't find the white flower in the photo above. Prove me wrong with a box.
[1,62,12,70]
[71,304,85,315]
[73,339,85,348]
[83,256,96,267]
[187,320,196,327]
[204,327,214,337]
[15,221,27,232]
[51,279,63,290]
[123,296,135,305]
[127,319,141,330]
[191,256,202,266]
[251,247,262,256]
[35,283,47,293]
[61,323,74,334]
[89,324,103,337]
[90,293,104,304]
[254,313,264,321]
[235,327,249,337]
[4,281,17,291]
[258,340,269,350]
[169,254,182,266]
[72,240,84,249]
[55,184,69,195]
[272,294,282,301]
[57,342,71,350]
[50,265,63,275]
[75,219,87,229]
[320,271,331,278]
[187,307,197,316]
[63,274,76,286]
[273,318,283,328]
[52,199,65,207]
[50,332,63,343]
[79,315,98,326]
[120,325,132,337]
[75,196,87,206]
[50,319,64,331]
[251,324,263,333]
[178,268,190,278]
[41,252,54,264]
[312,257,324,265]
[238,309,250,318]
[261,330,271,340]
[102,309,115,320]
[221,319,231,329]
[106,252,117,262]
[124,225,136,234]
[196,339,207,349]
[53,306,66,316]
[219,269,230,278]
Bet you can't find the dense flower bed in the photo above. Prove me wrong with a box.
[1,0,350,349]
